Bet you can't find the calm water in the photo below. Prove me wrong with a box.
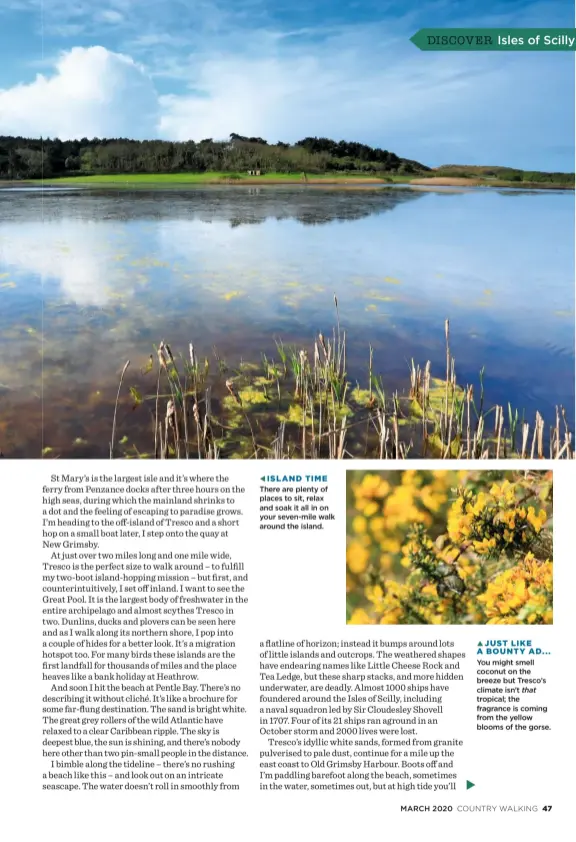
[0,186,573,457]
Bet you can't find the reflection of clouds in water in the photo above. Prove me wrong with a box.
[0,189,572,352]
[152,197,573,352]
[155,219,344,322]
[0,221,129,307]
[157,217,366,281]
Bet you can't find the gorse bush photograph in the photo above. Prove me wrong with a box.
[346,470,553,625]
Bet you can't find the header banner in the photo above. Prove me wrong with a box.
[410,28,576,51]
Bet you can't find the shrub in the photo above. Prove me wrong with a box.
[346,470,552,625]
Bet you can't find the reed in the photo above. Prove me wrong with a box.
[110,360,130,458]
[112,306,574,460]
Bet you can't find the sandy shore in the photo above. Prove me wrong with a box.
[409,177,484,186]
[409,176,573,190]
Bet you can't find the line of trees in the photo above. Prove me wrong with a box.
[0,133,430,179]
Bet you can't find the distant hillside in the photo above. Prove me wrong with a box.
[433,164,574,185]
[0,133,430,180]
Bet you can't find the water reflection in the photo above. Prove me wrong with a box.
[0,186,573,457]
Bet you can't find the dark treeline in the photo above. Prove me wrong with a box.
[0,133,429,179]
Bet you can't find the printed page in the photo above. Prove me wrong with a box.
[0,1,574,841]
[1,461,571,839]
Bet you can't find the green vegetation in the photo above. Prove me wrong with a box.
[432,164,575,187]
[2,133,571,188]
[30,171,390,187]
[0,133,427,180]
[106,308,573,461]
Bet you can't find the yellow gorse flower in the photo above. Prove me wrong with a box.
[526,507,547,533]
[347,540,369,574]
[478,554,552,624]
[352,515,367,534]
[347,470,552,626]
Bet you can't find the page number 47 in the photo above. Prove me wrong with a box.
[542,806,553,812]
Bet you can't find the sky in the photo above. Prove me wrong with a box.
[0,0,573,169]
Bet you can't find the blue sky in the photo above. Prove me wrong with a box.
[0,0,573,169]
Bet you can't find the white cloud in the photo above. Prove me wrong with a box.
[158,47,495,150]
[0,218,129,306]
[0,46,158,139]
[99,10,124,24]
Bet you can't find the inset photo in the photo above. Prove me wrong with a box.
[346,470,552,625]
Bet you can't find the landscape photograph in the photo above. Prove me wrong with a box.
[0,0,574,459]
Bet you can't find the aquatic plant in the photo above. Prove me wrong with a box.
[109,304,573,460]
[346,470,553,625]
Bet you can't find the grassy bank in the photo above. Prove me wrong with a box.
[25,171,575,190]
[31,171,392,187]
[107,309,573,461]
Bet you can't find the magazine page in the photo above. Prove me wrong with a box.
[0,0,573,840]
